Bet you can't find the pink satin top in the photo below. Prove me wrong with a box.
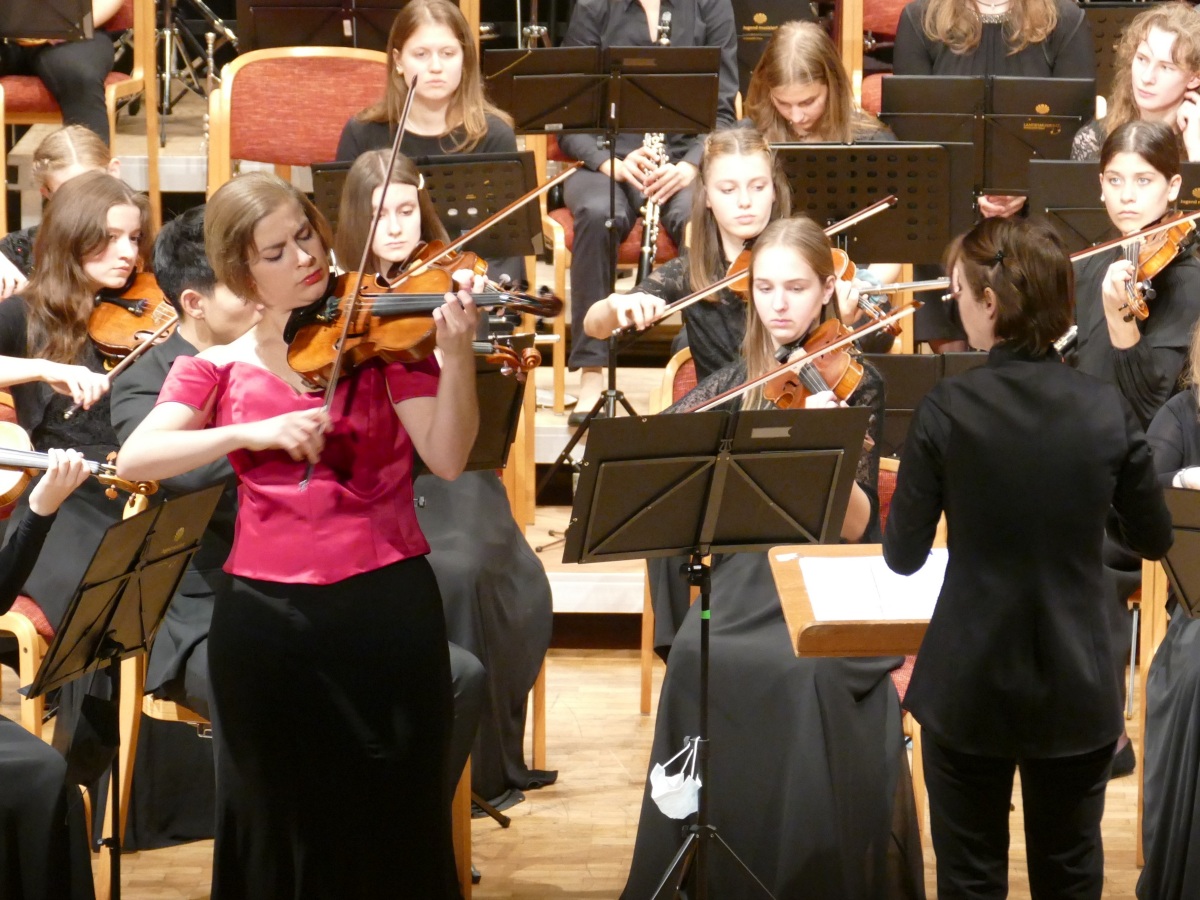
[156,355,440,585]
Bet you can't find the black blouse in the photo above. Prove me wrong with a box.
[893,0,1095,78]
[1147,388,1200,486]
[334,112,518,163]
[0,510,54,616]
[1073,248,1200,428]
[0,295,118,460]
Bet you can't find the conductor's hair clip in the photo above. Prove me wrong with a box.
[993,249,1006,265]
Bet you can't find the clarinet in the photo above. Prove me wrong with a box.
[635,10,672,285]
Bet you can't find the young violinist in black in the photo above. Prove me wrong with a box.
[621,216,923,899]
[884,216,1172,900]
[334,149,554,804]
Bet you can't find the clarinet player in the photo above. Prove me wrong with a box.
[557,0,739,423]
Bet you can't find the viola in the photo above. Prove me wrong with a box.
[1119,211,1200,321]
[285,269,561,389]
[0,421,157,513]
[761,319,864,409]
[90,272,178,359]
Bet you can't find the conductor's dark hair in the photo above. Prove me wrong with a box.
[152,206,216,314]
[944,217,1074,356]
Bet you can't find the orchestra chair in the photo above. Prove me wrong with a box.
[1136,558,1170,868]
[96,492,477,899]
[858,0,909,114]
[639,348,698,715]
[205,46,389,196]
[0,391,51,739]
[539,134,680,415]
[0,0,162,233]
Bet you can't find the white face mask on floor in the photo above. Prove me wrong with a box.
[650,739,702,819]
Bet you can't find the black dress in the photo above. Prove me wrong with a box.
[0,513,94,900]
[622,360,926,899]
[413,470,556,803]
[1139,389,1200,899]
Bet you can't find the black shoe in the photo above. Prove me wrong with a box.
[1110,741,1136,779]
[568,407,606,427]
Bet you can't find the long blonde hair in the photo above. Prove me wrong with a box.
[25,172,151,363]
[741,217,835,408]
[686,128,792,293]
[334,150,449,273]
[744,21,884,143]
[1105,3,1200,141]
[922,0,1059,56]
[30,125,112,193]
[356,0,512,152]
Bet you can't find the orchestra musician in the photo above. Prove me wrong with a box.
[0,124,121,299]
[116,172,477,898]
[335,0,522,289]
[621,216,924,899]
[0,0,120,141]
[0,450,97,900]
[333,149,553,804]
[883,216,1172,900]
[557,0,739,423]
[1073,2,1200,162]
[1139,320,1200,900]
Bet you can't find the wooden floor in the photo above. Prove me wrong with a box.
[0,649,1145,899]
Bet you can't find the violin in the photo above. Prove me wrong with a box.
[761,319,864,409]
[831,249,902,336]
[89,272,178,359]
[1119,211,1200,321]
[0,421,157,514]
[285,267,561,389]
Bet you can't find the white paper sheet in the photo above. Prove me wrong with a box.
[797,550,947,622]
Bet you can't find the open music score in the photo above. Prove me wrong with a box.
[771,545,946,658]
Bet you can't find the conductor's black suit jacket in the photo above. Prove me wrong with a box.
[883,343,1172,758]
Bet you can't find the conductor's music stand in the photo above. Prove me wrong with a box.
[564,407,870,898]
[0,0,93,40]
[774,142,975,265]
[1161,486,1200,619]
[23,484,224,900]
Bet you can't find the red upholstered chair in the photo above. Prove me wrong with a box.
[206,47,390,196]
[859,0,909,114]
[0,0,162,233]
[638,349,697,714]
[543,135,680,414]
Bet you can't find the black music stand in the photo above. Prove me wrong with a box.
[985,77,1095,194]
[774,142,974,265]
[881,75,987,182]
[0,0,92,40]
[1028,160,1200,252]
[312,151,543,260]
[237,0,398,52]
[1161,486,1200,619]
[23,484,223,900]
[564,408,869,898]
[1083,2,1155,100]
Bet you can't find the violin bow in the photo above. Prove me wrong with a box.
[63,309,179,420]
[1069,209,1200,263]
[300,75,420,489]
[690,301,920,414]
[611,196,900,337]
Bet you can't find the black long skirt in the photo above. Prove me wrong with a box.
[415,471,555,802]
[622,553,925,900]
[208,555,460,900]
[1139,607,1200,899]
[0,715,94,900]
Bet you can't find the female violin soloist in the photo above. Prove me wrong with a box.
[118,171,477,898]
